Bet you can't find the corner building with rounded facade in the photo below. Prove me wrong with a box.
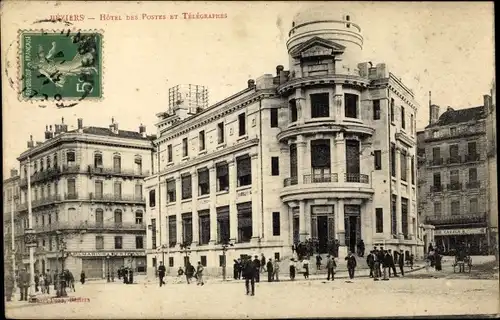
[145,7,423,277]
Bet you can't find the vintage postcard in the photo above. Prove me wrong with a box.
[2,1,498,319]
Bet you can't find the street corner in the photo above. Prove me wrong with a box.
[19,29,103,101]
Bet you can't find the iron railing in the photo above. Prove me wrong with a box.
[283,172,369,186]
[33,221,146,233]
[89,193,145,203]
[428,158,444,166]
[463,153,481,163]
[344,173,369,183]
[430,185,444,193]
[447,183,462,191]
[283,177,298,187]
[466,181,481,189]
[425,213,486,225]
[303,173,339,184]
[447,157,461,165]
[88,166,150,177]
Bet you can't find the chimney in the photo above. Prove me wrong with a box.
[483,94,492,113]
[77,118,83,132]
[10,169,18,178]
[276,65,284,76]
[44,125,50,140]
[429,104,440,125]
[61,117,64,124]
[27,135,34,148]
[247,79,255,88]
[139,124,147,138]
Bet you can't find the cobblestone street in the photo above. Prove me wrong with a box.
[6,273,499,318]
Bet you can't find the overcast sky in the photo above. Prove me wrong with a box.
[2,1,495,177]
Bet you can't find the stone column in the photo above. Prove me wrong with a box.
[337,199,345,245]
[175,173,183,246]
[335,133,346,179]
[334,84,343,121]
[299,200,307,241]
[295,88,305,124]
[395,148,403,239]
[209,166,217,244]
[280,146,290,183]
[250,153,261,243]
[191,169,199,247]
[228,160,238,242]
[296,138,307,184]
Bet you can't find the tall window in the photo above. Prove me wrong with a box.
[390,98,395,122]
[433,172,441,190]
[114,181,122,199]
[432,147,441,163]
[271,157,279,176]
[401,106,406,129]
[375,208,383,233]
[270,108,278,127]
[217,122,225,144]
[468,168,477,181]
[216,162,229,191]
[373,100,381,120]
[401,198,408,236]
[135,184,143,199]
[217,206,230,244]
[311,93,329,118]
[344,93,358,118]
[114,209,122,224]
[346,140,360,176]
[238,113,246,136]
[67,151,76,165]
[113,154,121,173]
[468,142,477,156]
[469,198,478,213]
[168,216,176,247]
[135,210,143,224]
[167,144,173,162]
[95,181,103,198]
[182,138,188,157]
[94,153,103,168]
[54,153,58,168]
[96,236,104,250]
[391,195,397,235]
[114,236,123,249]
[198,168,210,195]
[311,140,331,178]
[236,155,252,187]
[149,189,156,207]
[67,179,76,198]
[410,114,414,133]
[237,202,252,243]
[411,156,415,184]
[289,99,298,122]
[400,151,407,181]
[199,210,210,245]
[182,213,193,245]
[450,170,459,185]
[134,157,142,175]
[167,179,176,202]
[434,202,442,216]
[34,161,38,173]
[181,174,192,199]
[450,200,460,215]
[135,236,144,249]
[290,144,298,180]
[390,144,396,177]
[151,218,157,249]
[199,130,206,151]
[272,211,280,236]
[449,144,459,162]
[374,150,382,170]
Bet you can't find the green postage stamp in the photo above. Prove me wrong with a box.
[19,30,103,101]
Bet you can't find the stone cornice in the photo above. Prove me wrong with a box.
[155,90,277,144]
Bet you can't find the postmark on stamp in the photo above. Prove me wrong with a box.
[19,29,103,101]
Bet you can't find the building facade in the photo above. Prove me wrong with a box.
[417,97,493,255]
[3,169,20,283]
[16,118,154,279]
[145,7,423,277]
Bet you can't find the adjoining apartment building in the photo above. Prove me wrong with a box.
[16,118,154,279]
[3,169,20,278]
[417,94,494,255]
[145,7,423,277]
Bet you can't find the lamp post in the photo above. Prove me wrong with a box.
[179,243,191,268]
[106,254,110,282]
[221,240,234,281]
[55,231,67,298]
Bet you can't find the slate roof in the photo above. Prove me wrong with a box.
[426,106,486,128]
[67,126,154,140]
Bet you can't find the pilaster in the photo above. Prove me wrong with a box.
[250,153,260,244]
[228,161,238,242]
[175,173,183,245]
[334,84,343,121]
[337,199,345,245]
[296,137,307,183]
[191,169,199,246]
[209,166,217,244]
[395,148,403,239]
[335,133,346,178]
[299,200,307,241]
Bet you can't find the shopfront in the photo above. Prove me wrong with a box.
[71,251,146,279]
[434,227,488,255]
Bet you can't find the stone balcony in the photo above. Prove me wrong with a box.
[87,165,150,178]
[277,73,370,95]
[33,221,146,233]
[424,212,486,226]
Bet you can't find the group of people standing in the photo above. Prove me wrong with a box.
[157,261,205,286]
[366,247,412,281]
[118,266,134,284]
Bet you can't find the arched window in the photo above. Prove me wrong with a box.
[135,210,143,224]
[113,154,121,173]
[94,152,103,168]
[114,209,122,224]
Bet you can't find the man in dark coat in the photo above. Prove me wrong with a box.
[388,249,398,277]
[345,251,357,279]
[266,259,274,282]
[366,251,375,278]
[233,259,240,280]
[326,255,335,281]
[18,268,30,301]
[397,250,405,276]
[243,257,256,296]
[382,250,391,280]
[376,248,384,280]
[253,256,261,283]
[260,254,266,273]
[158,261,166,287]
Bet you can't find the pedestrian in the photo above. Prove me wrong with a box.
[185,262,194,284]
[382,250,391,281]
[260,254,266,273]
[196,262,204,286]
[45,269,51,294]
[39,274,45,294]
[316,254,322,271]
[302,258,310,279]
[345,251,357,279]
[409,254,414,270]
[253,256,261,283]
[158,261,166,287]
[435,251,443,271]
[34,271,39,292]
[266,258,274,282]
[388,249,398,277]
[273,258,280,282]
[358,239,365,257]
[243,257,255,296]
[67,270,76,292]
[367,251,375,278]
[326,255,335,281]
[18,268,29,301]
[123,267,128,284]
[333,239,340,258]
[80,271,86,285]
[289,258,296,281]
[233,259,240,280]
[398,250,405,276]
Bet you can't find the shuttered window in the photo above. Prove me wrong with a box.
[181,174,192,199]
[167,179,176,202]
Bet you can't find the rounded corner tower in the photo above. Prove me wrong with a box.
[287,5,364,76]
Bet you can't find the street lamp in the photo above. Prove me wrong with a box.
[106,254,110,282]
[179,242,191,268]
[220,240,234,281]
[55,231,67,298]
